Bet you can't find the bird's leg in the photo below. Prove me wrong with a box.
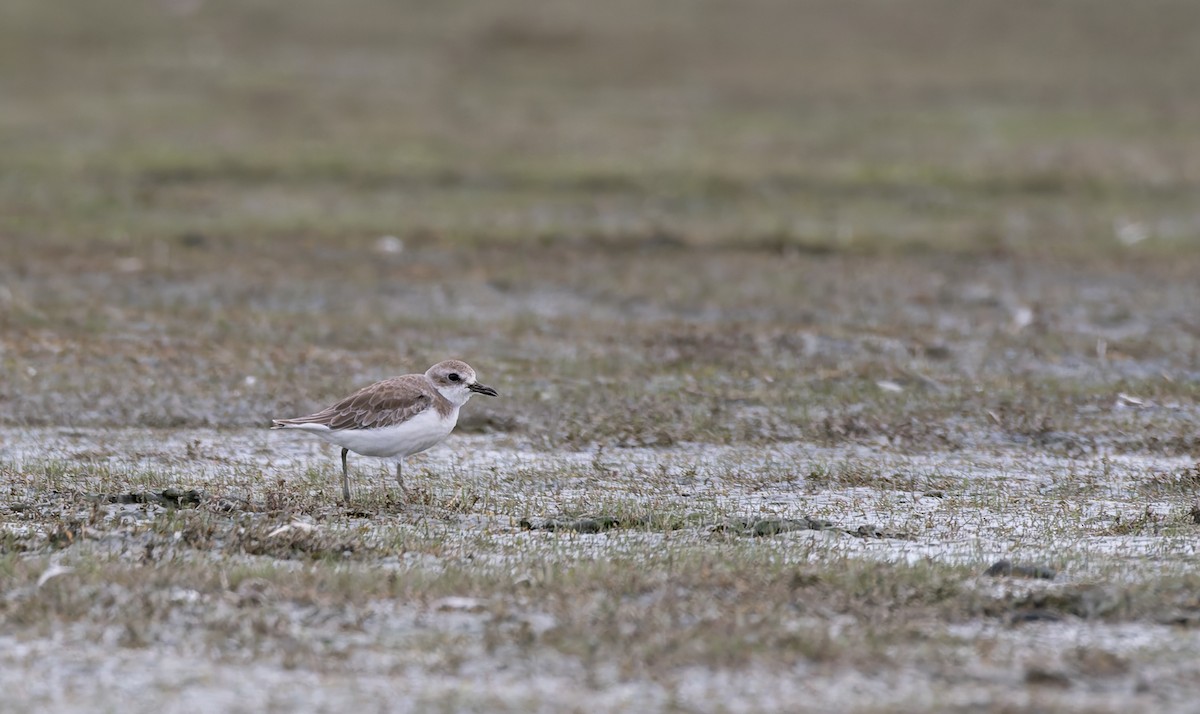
[340,448,351,503]
[395,461,405,492]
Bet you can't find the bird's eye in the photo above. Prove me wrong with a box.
[448,373,461,382]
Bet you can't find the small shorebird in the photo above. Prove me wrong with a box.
[271,359,498,502]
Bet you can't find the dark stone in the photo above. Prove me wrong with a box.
[923,344,953,360]
[985,559,1056,580]
[986,560,1014,576]
[1025,667,1071,688]
[520,516,623,533]
[160,488,204,506]
[178,232,208,248]
[752,519,812,537]
[1011,609,1064,624]
[100,489,204,508]
[713,517,843,537]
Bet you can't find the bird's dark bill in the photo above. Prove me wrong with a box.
[469,383,499,397]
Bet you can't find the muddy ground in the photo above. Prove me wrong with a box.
[3,1,1200,712]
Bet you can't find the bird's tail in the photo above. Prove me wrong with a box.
[271,418,331,433]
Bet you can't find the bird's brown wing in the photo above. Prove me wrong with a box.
[272,375,441,430]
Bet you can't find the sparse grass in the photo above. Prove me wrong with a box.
[1134,463,1200,496]
[5,440,1200,710]
[4,538,1200,698]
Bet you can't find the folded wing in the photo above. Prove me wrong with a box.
[271,375,437,431]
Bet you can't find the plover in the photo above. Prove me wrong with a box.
[271,359,498,502]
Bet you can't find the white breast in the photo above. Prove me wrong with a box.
[283,407,460,458]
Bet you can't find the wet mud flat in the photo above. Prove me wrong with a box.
[3,427,1200,713]
[4,193,1200,714]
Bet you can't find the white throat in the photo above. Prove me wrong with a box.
[437,383,473,408]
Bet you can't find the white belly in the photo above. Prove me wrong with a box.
[282,407,460,458]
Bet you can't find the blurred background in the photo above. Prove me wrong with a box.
[1,0,1197,452]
